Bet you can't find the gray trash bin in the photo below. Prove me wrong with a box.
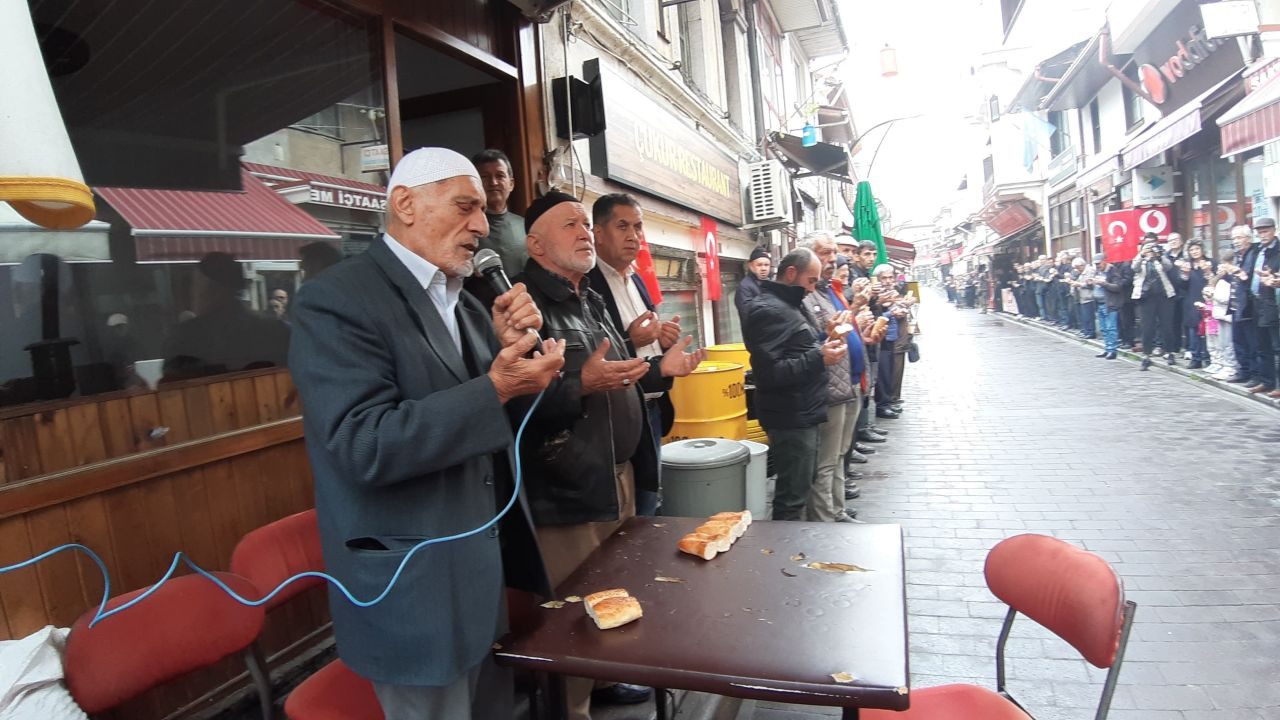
[660,438,750,517]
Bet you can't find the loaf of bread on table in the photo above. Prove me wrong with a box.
[584,588,630,606]
[584,589,642,629]
[677,534,720,560]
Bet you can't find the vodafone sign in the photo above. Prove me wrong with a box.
[1098,206,1173,263]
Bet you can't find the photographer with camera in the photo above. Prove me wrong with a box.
[1131,232,1179,371]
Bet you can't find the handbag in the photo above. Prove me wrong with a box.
[907,340,920,363]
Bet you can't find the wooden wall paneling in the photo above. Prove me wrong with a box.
[63,495,119,611]
[157,390,191,444]
[170,468,220,570]
[136,476,186,585]
[24,505,86,628]
[102,484,162,592]
[97,398,136,457]
[254,375,282,423]
[127,394,166,452]
[232,377,262,429]
[0,516,48,638]
[66,402,108,466]
[1,416,43,483]
[33,409,75,475]
[207,381,240,434]
[274,370,300,417]
[200,460,248,570]
[184,385,216,439]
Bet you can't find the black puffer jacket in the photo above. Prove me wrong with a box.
[510,260,663,526]
[742,280,828,431]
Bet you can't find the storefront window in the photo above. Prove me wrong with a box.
[2,1,386,409]
[1243,152,1267,226]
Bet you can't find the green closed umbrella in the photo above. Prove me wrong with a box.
[852,180,888,267]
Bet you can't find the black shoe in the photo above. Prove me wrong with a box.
[845,484,861,500]
[876,408,900,419]
[1228,375,1251,383]
[1188,360,1203,370]
[845,470,864,482]
[1095,351,1109,358]
[846,449,869,464]
[591,684,653,705]
[867,425,889,436]
[1140,357,1151,371]
[889,403,903,413]
[835,508,858,522]
[1106,351,1117,360]
[856,431,887,443]
[1165,353,1176,366]
[853,442,877,454]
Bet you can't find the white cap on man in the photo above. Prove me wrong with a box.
[385,147,481,201]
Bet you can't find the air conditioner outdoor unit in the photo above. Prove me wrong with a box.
[748,160,792,225]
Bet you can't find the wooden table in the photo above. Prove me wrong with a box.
[495,517,910,719]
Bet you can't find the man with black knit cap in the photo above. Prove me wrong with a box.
[735,246,771,319]
[510,191,704,720]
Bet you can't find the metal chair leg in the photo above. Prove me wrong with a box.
[242,643,274,720]
[655,687,668,720]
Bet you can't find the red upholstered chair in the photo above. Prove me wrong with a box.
[63,572,265,715]
[865,533,1137,720]
[229,509,383,720]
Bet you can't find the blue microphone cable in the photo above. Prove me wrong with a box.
[0,390,543,628]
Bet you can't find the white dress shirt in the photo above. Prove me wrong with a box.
[383,233,464,352]
[598,261,665,401]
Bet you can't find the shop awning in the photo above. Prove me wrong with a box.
[0,204,110,265]
[768,132,852,183]
[1122,71,1244,171]
[95,170,340,263]
[1218,75,1280,157]
[244,162,387,211]
[883,235,916,263]
[1042,31,1117,112]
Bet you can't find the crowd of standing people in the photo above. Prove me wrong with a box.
[985,217,1280,391]
[737,235,919,525]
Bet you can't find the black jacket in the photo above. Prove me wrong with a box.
[1231,245,1260,321]
[586,265,675,436]
[1251,241,1280,327]
[741,280,828,431]
[735,273,763,318]
[510,260,664,526]
[1098,264,1132,312]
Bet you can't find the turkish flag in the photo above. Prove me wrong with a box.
[701,217,721,301]
[634,229,663,305]
[1099,209,1140,263]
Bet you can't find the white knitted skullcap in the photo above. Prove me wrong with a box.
[386,147,481,201]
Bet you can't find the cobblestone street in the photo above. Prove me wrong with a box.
[758,295,1280,720]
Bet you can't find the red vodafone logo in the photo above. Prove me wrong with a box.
[1138,207,1171,237]
[1139,64,1166,105]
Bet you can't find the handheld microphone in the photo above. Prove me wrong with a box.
[474,249,543,341]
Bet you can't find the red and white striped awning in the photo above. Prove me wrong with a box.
[1219,74,1280,157]
[96,171,339,262]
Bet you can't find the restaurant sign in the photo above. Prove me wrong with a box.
[308,185,387,212]
[585,59,744,226]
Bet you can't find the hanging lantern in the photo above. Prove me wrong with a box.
[880,45,899,78]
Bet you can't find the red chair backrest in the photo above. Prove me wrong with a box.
[984,534,1125,669]
[64,572,265,714]
[230,509,325,610]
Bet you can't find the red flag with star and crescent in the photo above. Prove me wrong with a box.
[634,228,663,305]
[701,216,721,301]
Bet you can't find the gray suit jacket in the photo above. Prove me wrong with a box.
[288,237,548,687]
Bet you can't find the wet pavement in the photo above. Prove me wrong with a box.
[756,295,1280,720]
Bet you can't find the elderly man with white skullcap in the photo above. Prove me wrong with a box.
[288,148,566,719]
